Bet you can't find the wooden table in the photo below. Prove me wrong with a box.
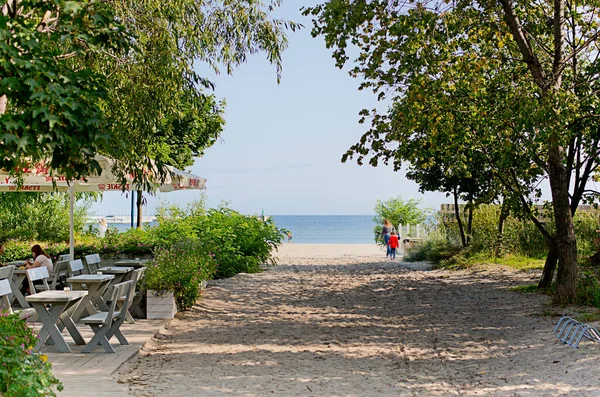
[67,274,115,322]
[97,267,134,301]
[114,260,147,269]
[5,260,26,266]
[97,266,134,284]
[10,268,29,308]
[26,290,87,353]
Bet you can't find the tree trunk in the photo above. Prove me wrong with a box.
[136,190,143,228]
[548,143,578,302]
[466,201,473,246]
[538,243,558,289]
[453,186,466,248]
[494,201,508,257]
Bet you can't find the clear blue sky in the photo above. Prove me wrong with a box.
[91,1,448,217]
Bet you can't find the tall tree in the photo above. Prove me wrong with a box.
[95,1,299,225]
[304,0,600,301]
[99,0,299,189]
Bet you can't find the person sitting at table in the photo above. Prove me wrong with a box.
[21,245,53,295]
[25,245,53,274]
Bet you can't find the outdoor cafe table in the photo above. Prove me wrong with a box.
[114,259,147,269]
[67,274,115,322]
[26,290,87,353]
[97,266,134,284]
[5,260,26,267]
[10,268,30,308]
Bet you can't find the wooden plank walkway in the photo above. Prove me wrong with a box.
[27,319,167,396]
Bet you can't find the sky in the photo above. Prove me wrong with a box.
[91,1,449,217]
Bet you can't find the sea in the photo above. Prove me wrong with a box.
[104,215,378,244]
[271,215,376,244]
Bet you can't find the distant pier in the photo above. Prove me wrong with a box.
[88,215,157,224]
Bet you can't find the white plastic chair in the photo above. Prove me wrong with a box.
[0,265,15,281]
[26,266,50,294]
[68,259,86,277]
[0,279,37,321]
[50,261,70,290]
[84,254,102,274]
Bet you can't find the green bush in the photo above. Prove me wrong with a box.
[0,312,62,396]
[191,207,284,279]
[576,270,600,308]
[100,228,153,256]
[573,211,599,258]
[149,204,198,249]
[0,199,285,310]
[144,239,217,311]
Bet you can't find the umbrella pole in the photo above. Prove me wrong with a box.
[69,185,74,260]
[131,191,135,228]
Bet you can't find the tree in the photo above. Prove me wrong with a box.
[1,0,298,225]
[0,192,89,242]
[304,0,600,302]
[373,196,429,243]
[0,0,130,180]
[94,0,299,226]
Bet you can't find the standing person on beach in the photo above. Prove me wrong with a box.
[287,231,292,243]
[381,219,396,257]
[98,218,108,238]
[388,230,399,260]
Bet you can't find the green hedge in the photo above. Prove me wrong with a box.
[0,202,286,312]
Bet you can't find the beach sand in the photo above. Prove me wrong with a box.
[119,244,600,396]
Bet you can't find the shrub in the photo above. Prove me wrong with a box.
[576,270,600,308]
[0,312,62,396]
[191,207,284,279]
[404,239,463,265]
[148,204,198,249]
[144,239,217,311]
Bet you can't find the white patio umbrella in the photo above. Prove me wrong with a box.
[0,155,206,258]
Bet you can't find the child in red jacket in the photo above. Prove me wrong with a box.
[388,230,399,260]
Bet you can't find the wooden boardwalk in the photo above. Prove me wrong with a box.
[29,319,167,396]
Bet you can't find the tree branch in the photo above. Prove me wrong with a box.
[552,0,565,86]
[497,0,547,90]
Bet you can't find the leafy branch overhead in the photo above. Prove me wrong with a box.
[96,0,302,191]
[0,0,130,180]
[0,0,300,188]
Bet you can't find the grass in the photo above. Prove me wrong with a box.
[405,239,545,271]
[509,284,540,293]
[467,253,545,271]
[572,310,600,323]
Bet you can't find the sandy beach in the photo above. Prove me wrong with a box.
[119,244,600,396]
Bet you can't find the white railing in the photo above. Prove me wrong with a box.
[397,223,427,239]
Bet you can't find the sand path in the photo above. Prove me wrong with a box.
[119,244,600,396]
